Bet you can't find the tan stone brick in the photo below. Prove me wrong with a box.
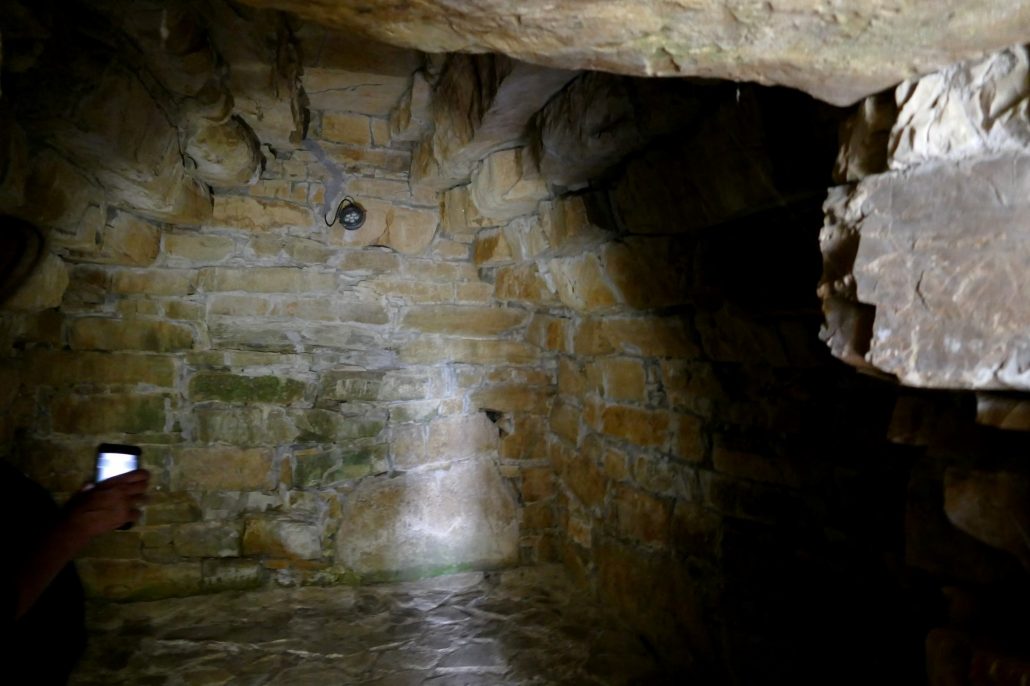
[283,237,334,264]
[3,253,68,311]
[539,196,612,255]
[116,300,159,317]
[558,358,588,397]
[70,318,194,352]
[441,185,490,239]
[330,198,437,255]
[598,357,647,401]
[26,351,176,387]
[523,500,554,529]
[495,263,559,304]
[388,422,426,469]
[526,314,569,351]
[401,305,528,337]
[77,559,202,600]
[321,112,372,146]
[211,195,315,232]
[601,317,699,358]
[403,260,480,282]
[111,269,197,296]
[171,446,276,491]
[549,399,580,444]
[469,147,549,222]
[603,445,630,482]
[426,413,499,459]
[673,413,706,463]
[200,267,336,293]
[367,277,453,303]
[94,211,161,266]
[431,238,471,261]
[521,466,554,502]
[247,179,308,203]
[208,295,272,316]
[473,228,513,266]
[346,176,413,204]
[499,415,547,461]
[338,249,400,273]
[454,281,494,303]
[370,117,391,146]
[613,485,672,545]
[601,405,670,448]
[321,143,410,174]
[173,521,243,558]
[582,395,605,433]
[472,385,553,415]
[272,298,388,324]
[164,233,235,263]
[164,301,203,320]
[51,393,167,434]
[548,254,619,312]
[400,337,540,366]
[189,373,306,404]
[565,454,606,510]
[195,406,298,445]
[572,318,615,356]
[243,516,323,560]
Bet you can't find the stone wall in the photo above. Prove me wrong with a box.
[0,5,544,599]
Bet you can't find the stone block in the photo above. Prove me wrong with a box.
[564,454,607,510]
[201,559,267,592]
[184,117,261,188]
[525,314,568,352]
[111,269,197,296]
[539,196,612,256]
[426,413,500,460]
[944,468,1030,569]
[143,492,201,526]
[547,254,619,312]
[87,211,161,266]
[473,228,514,266]
[171,446,276,491]
[70,317,194,352]
[195,406,297,445]
[173,520,243,558]
[51,393,167,435]
[401,305,528,337]
[77,559,203,601]
[164,233,235,263]
[292,408,386,443]
[613,485,672,545]
[320,112,372,146]
[243,516,323,560]
[601,317,699,359]
[293,444,384,486]
[494,263,559,305]
[472,385,553,415]
[400,337,540,366]
[320,370,382,401]
[499,415,547,461]
[672,413,706,463]
[25,351,176,388]
[2,253,68,311]
[189,373,306,404]
[330,198,438,255]
[601,405,670,448]
[549,399,580,444]
[208,320,384,354]
[598,357,646,402]
[336,460,518,576]
[390,70,432,142]
[200,267,336,293]
[470,147,549,222]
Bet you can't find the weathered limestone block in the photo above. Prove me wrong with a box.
[183,116,262,188]
[2,253,67,311]
[469,147,549,222]
[70,318,195,352]
[944,468,1030,570]
[412,54,576,190]
[173,521,243,558]
[297,25,421,116]
[889,46,1030,171]
[320,112,372,146]
[15,151,104,251]
[188,373,306,404]
[820,154,1030,390]
[834,92,897,183]
[243,516,323,560]
[78,559,202,601]
[51,393,167,435]
[336,459,518,578]
[401,305,528,337]
[546,254,620,313]
[390,70,432,143]
[203,4,305,150]
[211,195,315,232]
[237,0,1030,106]
[90,211,161,266]
[331,198,437,254]
[171,446,276,491]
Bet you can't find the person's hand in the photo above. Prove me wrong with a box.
[58,469,151,550]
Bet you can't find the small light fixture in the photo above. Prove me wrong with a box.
[324,196,366,231]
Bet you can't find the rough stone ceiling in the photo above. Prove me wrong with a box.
[235,0,1030,106]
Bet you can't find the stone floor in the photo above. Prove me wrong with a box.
[71,566,671,685]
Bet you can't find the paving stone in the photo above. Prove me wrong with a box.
[71,566,668,684]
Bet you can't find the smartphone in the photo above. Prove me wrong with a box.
[95,443,141,483]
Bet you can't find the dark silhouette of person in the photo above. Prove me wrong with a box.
[2,462,150,684]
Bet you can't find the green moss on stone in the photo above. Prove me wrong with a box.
[189,373,306,404]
